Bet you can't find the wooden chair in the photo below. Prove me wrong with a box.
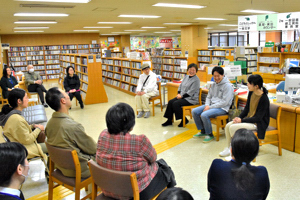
[149,82,163,116]
[19,76,40,104]
[88,160,165,200]
[210,95,238,141]
[181,88,202,127]
[46,142,92,200]
[0,87,9,106]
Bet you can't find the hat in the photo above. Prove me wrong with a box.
[141,63,150,70]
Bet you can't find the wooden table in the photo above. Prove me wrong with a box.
[166,82,299,152]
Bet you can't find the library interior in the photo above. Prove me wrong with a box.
[1,0,300,199]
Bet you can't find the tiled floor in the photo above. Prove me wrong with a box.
[23,80,300,199]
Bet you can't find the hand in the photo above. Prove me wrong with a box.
[233,117,241,123]
[35,124,45,131]
[203,105,210,112]
[140,91,146,95]
[35,80,42,85]
[7,88,12,91]
[176,94,182,99]
[136,91,141,95]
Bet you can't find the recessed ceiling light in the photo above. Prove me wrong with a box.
[204,27,213,29]
[15,0,90,2]
[154,32,172,33]
[219,24,238,26]
[73,30,99,32]
[97,22,132,24]
[14,13,69,17]
[163,23,192,25]
[14,31,44,32]
[195,18,226,20]
[83,26,113,28]
[14,27,49,29]
[153,3,206,9]
[241,9,276,14]
[101,34,120,35]
[170,30,181,31]
[112,32,132,34]
[142,27,166,29]
[124,30,146,31]
[14,21,57,24]
[119,15,160,18]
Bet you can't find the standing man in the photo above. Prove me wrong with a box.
[45,87,96,178]
[192,67,234,143]
[135,63,158,118]
[24,65,48,107]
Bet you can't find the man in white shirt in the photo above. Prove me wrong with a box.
[136,63,158,118]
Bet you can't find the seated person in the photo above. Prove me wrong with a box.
[135,63,158,118]
[192,66,234,143]
[0,142,29,200]
[0,66,18,99]
[219,74,270,158]
[162,63,200,127]
[208,129,270,200]
[45,87,96,178]
[0,88,47,161]
[97,103,175,199]
[157,187,194,200]
[63,66,84,109]
[24,65,48,107]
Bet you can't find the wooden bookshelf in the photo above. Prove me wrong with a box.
[101,57,151,95]
[197,49,211,69]
[244,47,257,74]
[59,54,108,104]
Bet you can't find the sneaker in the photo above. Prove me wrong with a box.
[137,111,144,118]
[225,155,232,161]
[162,120,172,127]
[219,147,230,157]
[43,103,48,108]
[203,135,214,143]
[144,111,150,118]
[80,102,84,109]
[193,132,207,138]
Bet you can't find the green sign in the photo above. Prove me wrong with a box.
[265,42,275,47]
[257,14,278,31]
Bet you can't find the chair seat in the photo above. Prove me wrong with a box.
[266,126,276,132]
[149,95,160,100]
[52,169,90,187]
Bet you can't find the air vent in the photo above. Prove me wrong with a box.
[226,13,248,16]
[92,7,117,12]
[20,4,74,8]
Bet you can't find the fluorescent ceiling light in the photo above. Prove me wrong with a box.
[112,32,131,33]
[219,24,238,26]
[101,34,120,35]
[164,23,191,25]
[170,30,181,31]
[15,0,90,2]
[204,27,213,29]
[14,21,57,24]
[124,30,146,31]
[97,22,132,24]
[154,32,172,33]
[195,18,225,20]
[241,9,276,14]
[73,30,99,32]
[14,27,49,29]
[14,13,68,17]
[119,15,160,18]
[83,26,113,28]
[14,31,44,32]
[142,27,166,29]
[153,3,206,9]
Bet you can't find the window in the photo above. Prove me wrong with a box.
[220,33,227,47]
[211,34,219,46]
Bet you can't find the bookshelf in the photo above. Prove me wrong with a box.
[163,49,182,56]
[211,49,234,62]
[89,44,101,54]
[101,57,151,95]
[59,54,108,104]
[197,49,211,69]
[151,56,162,75]
[244,47,257,74]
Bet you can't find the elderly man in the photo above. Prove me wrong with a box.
[24,65,48,107]
[135,63,158,118]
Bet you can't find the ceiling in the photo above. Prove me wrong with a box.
[0,0,300,36]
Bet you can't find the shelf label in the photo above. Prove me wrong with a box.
[180,60,187,69]
[88,55,94,63]
[96,55,101,63]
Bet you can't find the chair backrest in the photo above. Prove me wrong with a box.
[157,82,162,96]
[88,160,139,199]
[270,103,280,120]
[45,142,77,170]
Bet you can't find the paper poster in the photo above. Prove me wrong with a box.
[223,67,234,79]
[88,55,93,63]
[180,60,187,69]
[96,55,101,63]
[277,12,300,30]
[229,65,242,77]
[257,14,277,31]
[172,37,181,48]
[238,15,257,31]
[207,67,214,75]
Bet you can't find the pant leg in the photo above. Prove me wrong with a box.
[227,122,257,147]
[172,99,192,120]
[74,91,83,104]
[191,105,206,131]
[38,84,47,92]
[140,91,157,112]
[225,121,234,147]
[36,86,45,104]
[163,97,179,120]
[135,95,143,111]
[200,108,228,135]
[68,92,75,101]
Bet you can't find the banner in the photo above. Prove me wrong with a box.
[238,15,257,31]
[160,39,173,43]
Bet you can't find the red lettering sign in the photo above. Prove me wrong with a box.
[160,39,173,43]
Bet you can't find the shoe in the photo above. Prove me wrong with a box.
[203,135,214,143]
[225,155,232,161]
[80,103,84,109]
[137,111,144,118]
[193,132,207,138]
[43,103,48,108]
[162,120,172,127]
[178,118,189,127]
[219,147,230,157]
[144,111,150,118]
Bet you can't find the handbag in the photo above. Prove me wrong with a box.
[156,158,177,187]
[228,104,241,121]
[36,130,46,143]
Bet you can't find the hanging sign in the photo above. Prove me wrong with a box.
[238,15,257,31]
[257,14,277,31]
[277,12,300,30]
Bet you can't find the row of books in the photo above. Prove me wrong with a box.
[198,50,210,56]
[8,52,26,57]
[114,73,121,80]
[47,70,60,74]
[152,57,162,63]
[174,73,186,79]
[114,67,121,73]
[212,51,226,56]
[62,45,77,49]
[82,83,88,91]
[113,80,120,87]
[45,46,60,50]
[45,55,60,59]
[245,55,257,60]
[78,45,89,49]
[163,58,173,64]
[131,77,138,84]
[174,59,186,65]
[27,56,44,60]
[198,57,210,62]
[82,75,88,82]
[248,61,257,67]
[78,50,89,54]
[27,51,44,56]
[132,70,141,77]
[162,72,173,78]
[123,61,130,67]
[45,50,60,55]
[46,65,60,69]
[11,61,27,66]
[259,57,280,63]
[114,60,121,66]
[259,66,280,73]
[122,75,131,82]
[103,59,113,65]
[46,60,60,64]
[174,66,187,73]
[10,57,26,61]
[28,60,44,65]
[132,62,141,69]
[34,66,45,70]
[163,65,173,71]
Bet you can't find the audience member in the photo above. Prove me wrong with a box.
[97,103,175,199]
[45,87,96,178]
[0,142,29,200]
[162,63,200,127]
[192,66,234,143]
[156,187,194,200]
[135,63,158,118]
[0,66,18,99]
[219,74,270,159]
[208,129,270,200]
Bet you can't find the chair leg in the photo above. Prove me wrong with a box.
[75,187,81,200]
[152,100,155,116]
[278,133,282,156]
[183,109,186,127]
[48,178,54,200]
[215,120,220,141]
[160,98,163,111]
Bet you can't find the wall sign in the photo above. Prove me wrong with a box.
[160,39,173,43]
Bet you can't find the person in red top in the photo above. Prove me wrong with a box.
[97,103,174,199]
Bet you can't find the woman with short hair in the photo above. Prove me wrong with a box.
[208,129,270,200]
